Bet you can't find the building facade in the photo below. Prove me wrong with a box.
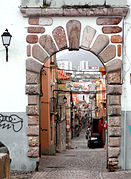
[0,0,131,172]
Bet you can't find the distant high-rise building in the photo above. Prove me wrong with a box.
[57,60,72,70]
[80,61,88,71]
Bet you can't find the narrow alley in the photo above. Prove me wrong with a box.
[31,129,106,179]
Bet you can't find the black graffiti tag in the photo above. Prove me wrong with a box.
[0,114,23,132]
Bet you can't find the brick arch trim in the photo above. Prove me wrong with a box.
[26,19,122,169]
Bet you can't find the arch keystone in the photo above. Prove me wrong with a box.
[32,44,48,63]
[81,25,96,50]
[52,26,67,50]
[66,20,81,50]
[90,34,109,55]
[39,35,58,56]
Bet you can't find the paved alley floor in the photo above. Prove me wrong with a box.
[30,129,131,179]
[11,129,131,179]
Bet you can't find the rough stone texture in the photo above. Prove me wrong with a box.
[27,126,39,136]
[28,27,45,33]
[28,95,39,105]
[26,105,39,116]
[41,8,63,16]
[108,127,121,137]
[26,71,39,84]
[102,26,122,34]
[111,35,122,43]
[108,137,120,147]
[27,45,31,57]
[107,85,122,94]
[108,147,120,158]
[108,116,121,127]
[90,34,109,55]
[27,147,39,158]
[117,45,121,57]
[52,26,67,50]
[107,71,121,84]
[39,17,53,26]
[64,8,87,16]
[32,44,48,63]
[26,58,42,73]
[21,7,129,18]
[39,35,58,56]
[108,95,121,105]
[105,59,122,73]
[66,20,81,50]
[28,116,39,125]
[28,17,39,25]
[96,17,122,25]
[28,136,39,147]
[26,35,38,43]
[108,105,121,116]
[99,45,116,63]
[26,84,40,95]
[81,25,96,50]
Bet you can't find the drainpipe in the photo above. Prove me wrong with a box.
[122,17,127,170]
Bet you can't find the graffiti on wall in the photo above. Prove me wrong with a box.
[0,114,23,132]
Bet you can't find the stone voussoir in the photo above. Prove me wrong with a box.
[108,137,120,147]
[26,105,39,116]
[90,34,109,55]
[32,44,49,63]
[28,136,39,147]
[27,125,39,136]
[108,105,121,116]
[102,26,122,34]
[39,35,58,56]
[28,17,39,25]
[27,147,39,158]
[108,147,120,158]
[81,25,96,50]
[117,45,121,57]
[28,116,39,125]
[26,71,40,84]
[26,58,42,73]
[28,95,39,105]
[107,85,122,95]
[98,45,116,63]
[107,71,121,84]
[96,17,122,25]
[26,84,40,95]
[108,116,121,127]
[108,127,121,137]
[105,59,122,73]
[66,20,81,50]
[107,95,121,105]
[52,26,67,50]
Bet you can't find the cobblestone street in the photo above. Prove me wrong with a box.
[11,129,131,179]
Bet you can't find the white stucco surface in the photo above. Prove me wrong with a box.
[21,0,127,7]
[0,0,28,112]
[122,0,131,111]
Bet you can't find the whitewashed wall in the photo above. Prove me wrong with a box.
[0,0,27,112]
[21,0,127,7]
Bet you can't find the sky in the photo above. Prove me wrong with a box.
[56,49,103,69]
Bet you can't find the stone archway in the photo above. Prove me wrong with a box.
[24,12,126,169]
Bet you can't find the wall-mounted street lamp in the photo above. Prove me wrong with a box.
[1,29,12,62]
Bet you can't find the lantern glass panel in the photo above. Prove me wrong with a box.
[2,36,11,46]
